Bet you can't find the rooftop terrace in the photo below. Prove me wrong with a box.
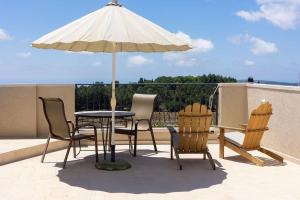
[0,83,300,200]
[1,145,299,200]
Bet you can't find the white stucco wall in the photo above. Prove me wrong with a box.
[218,83,300,161]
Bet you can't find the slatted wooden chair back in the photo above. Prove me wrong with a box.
[242,102,272,150]
[178,103,212,153]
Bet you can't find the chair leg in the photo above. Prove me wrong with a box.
[219,128,225,159]
[133,131,137,157]
[170,137,174,160]
[63,141,73,169]
[206,151,216,170]
[149,124,157,152]
[128,135,133,154]
[102,129,106,160]
[94,127,99,163]
[73,140,77,158]
[78,140,82,153]
[203,154,206,160]
[41,136,51,163]
[103,125,108,154]
[174,149,182,170]
[258,147,283,163]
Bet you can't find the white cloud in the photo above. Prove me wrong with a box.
[0,29,12,41]
[248,35,278,55]
[92,61,102,67]
[229,34,278,55]
[163,31,214,67]
[127,55,153,66]
[163,53,197,67]
[17,52,31,58]
[236,0,300,30]
[175,31,214,53]
[245,60,255,66]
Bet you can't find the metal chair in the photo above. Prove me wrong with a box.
[39,97,105,168]
[115,94,157,156]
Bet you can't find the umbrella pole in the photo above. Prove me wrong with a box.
[95,43,131,171]
[111,44,116,162]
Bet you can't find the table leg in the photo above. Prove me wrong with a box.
[94,126,99,163]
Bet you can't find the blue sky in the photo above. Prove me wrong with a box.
[0,0,300,83]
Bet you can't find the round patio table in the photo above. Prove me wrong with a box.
[74,111,135,162]
[75,111,135,119]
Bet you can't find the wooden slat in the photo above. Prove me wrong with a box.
[243,106,258,148]
[243,102,272,149]
[178,110,185,151]
[196,105,206,151]
[251,103,271,148]
[250,104,267,148]
[253,103,272,148]
[190,103,200,152]
[183,105,192,152]
[202,109,212,150]
[177,103,212,153]
[248,104,265,148]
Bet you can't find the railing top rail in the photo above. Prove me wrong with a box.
[75,83,218,86]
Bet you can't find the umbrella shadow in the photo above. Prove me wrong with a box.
[56,150,227,194]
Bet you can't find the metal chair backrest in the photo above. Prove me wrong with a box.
[178,103,212,153]
[242,102,272,149]
[39,97,70,139]
[131,94,157,121]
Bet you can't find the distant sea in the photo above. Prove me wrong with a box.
[239,80,298,86]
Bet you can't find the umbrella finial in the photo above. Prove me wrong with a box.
[107,0,122,7]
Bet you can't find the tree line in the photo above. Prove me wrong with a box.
[76,74,237,112]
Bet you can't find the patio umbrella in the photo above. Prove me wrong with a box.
[32,0,191,169]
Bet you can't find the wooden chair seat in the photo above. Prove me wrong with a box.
[224,132,245,147]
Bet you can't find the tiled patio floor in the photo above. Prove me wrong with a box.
[0,144,299,200]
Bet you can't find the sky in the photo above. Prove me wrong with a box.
[0,0,300,84]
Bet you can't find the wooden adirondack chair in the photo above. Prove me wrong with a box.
[219,102,283,166]
[167,103,216,170]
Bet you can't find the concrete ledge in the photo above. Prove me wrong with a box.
[0,128,219,165]
[0,139,68,165]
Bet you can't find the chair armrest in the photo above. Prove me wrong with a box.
[167,126,179,149]
[74,123,97,136]
[76,124,97,130]
[239,124,248,128]
[67,121,75,135]
[167,126,177,135]
[136,119,151,123]
[217,125,246,132]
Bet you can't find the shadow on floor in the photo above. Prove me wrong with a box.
[56,149,227,194]
[224,155,287,167]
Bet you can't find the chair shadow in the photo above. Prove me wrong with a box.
[56,149,227,194]
[225,155,287,167]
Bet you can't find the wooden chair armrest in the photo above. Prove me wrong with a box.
[217,125,246,132]
[239,124,248,128]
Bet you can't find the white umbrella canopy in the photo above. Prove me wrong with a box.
[32,0,191,164]
[32,1,191,52]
